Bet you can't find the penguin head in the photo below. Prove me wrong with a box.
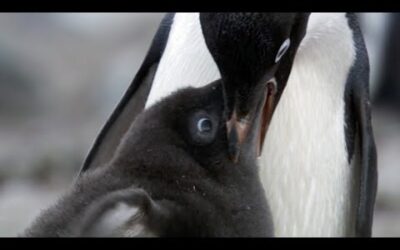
[200,13,310,161]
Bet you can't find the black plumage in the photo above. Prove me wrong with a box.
[200,13,310,160]
[200,13,310,118]
[23,81,273,237]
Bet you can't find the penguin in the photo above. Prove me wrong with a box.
[24,81,273,237]
[79,13,377,237]
[200,13,377,237]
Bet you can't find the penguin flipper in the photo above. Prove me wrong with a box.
[79,13,175,174]
[24,187,167,237]
[346,13,378,237]
[353,83,378,237]
[76,187,161,237]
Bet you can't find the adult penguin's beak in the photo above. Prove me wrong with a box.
[226,80,277,163]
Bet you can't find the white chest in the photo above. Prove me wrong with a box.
[259,13,358,236]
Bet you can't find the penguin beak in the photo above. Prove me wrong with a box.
[226,80,277,163]
[226,110,251,163]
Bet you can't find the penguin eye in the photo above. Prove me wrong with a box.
[275,38,291,63]
[188,111,218,146]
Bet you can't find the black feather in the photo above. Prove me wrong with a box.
[23,81,273,237]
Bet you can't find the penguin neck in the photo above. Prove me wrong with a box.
[259,13,359,236]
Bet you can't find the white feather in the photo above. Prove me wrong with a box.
[145,13,221,109]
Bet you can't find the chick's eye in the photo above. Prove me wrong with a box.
[197,118,213,133]
[188,111,219,146]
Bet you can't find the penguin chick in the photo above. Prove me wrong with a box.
[23,80,273,237]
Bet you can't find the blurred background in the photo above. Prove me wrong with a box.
[0,13,398,237]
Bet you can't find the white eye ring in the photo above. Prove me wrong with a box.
[275,38,291,63]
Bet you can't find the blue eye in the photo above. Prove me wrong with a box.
[197,118,213,133]
[189,111,218,146]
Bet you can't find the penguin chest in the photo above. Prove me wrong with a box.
[258,13,358,237]
[259,83,357,236]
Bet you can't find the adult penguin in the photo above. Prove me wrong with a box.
[24,82,272,237]
[79,13,377,237]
